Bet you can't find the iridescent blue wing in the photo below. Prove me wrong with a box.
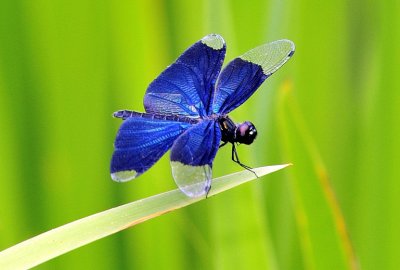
[212,39,295,114]
[144,34,226,117]
[170,120,221,197]
[111,116,191,182]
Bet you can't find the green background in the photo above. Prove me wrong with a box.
[0,0,399,269]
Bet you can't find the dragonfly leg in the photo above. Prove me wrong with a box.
[205,184,211,198]
[219,141,228,148]
[203,166,212,198]
[231,143,258,178]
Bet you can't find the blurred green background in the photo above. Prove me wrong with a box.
[0,0,399,269]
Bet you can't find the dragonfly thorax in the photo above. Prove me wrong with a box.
[218,116,257,145]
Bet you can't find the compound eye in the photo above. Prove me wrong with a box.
[236,121,257,145]
[248,126,256,136]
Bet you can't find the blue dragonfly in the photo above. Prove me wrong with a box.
[111,34,295,197]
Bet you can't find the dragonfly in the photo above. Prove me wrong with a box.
[111,34,295,197]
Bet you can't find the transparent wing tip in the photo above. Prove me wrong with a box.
[277,39,295,52]
[111,170,138,182]
[171,161,212,198]
[241,39,295,76]
[201,34,225,50]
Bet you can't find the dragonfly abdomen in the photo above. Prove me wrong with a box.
[113,110,200,124]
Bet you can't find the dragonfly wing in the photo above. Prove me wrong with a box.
[213,39,295,114]
[170,120,221,197]
[144,34,226,117]
[111,116,191,182]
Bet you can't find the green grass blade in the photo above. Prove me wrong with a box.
[0,164,290,270]
[276,82,358,270]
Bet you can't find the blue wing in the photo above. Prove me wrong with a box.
[144,34,226,117]
[212,39,295,114]
[170,120,221,197]
[111,116,191,182]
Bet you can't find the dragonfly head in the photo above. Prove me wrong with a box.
[235,121,257,145]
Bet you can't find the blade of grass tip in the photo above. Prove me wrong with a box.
[0,164,290,270]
